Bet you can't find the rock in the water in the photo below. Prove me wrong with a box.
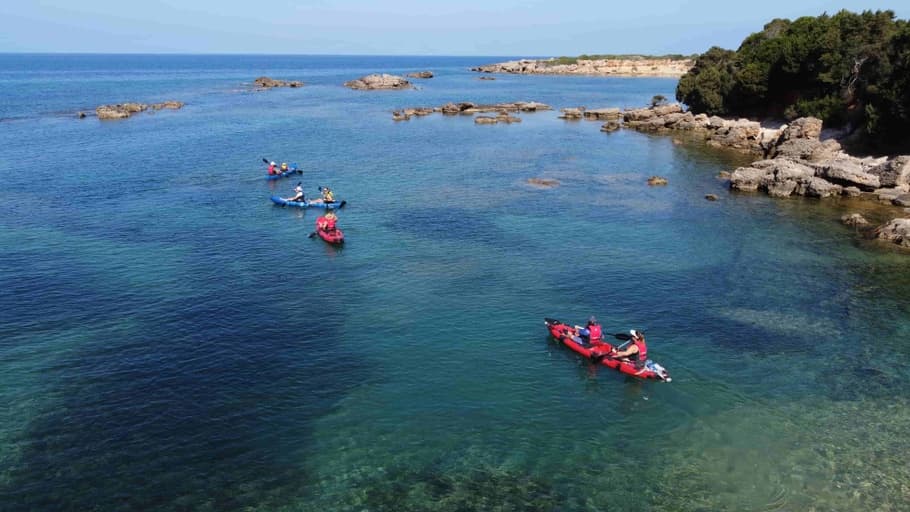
[730,166,766,191]
[77,111,86,119]
[477,76,496,80]
[874,218,910,247]
[475,113,520,124]
[95,100,184,120]
[527,178,560,188]
[474,116,498,124]
[843,186,862,197]
[841,213,869,226]
[705,194,718,201]
[717,171,731,179]
[344,74,412,90]
[558,107,585,120]
[406,71,434,79]
[600,120,621,132]
[647,176,668,186]
[893,194,910,207]
[584,108,622,120]
[253,76,303,88]
[150,100,184,110]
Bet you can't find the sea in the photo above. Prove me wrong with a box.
[0,54,908,512]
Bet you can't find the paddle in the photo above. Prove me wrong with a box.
[591,339,634,363]
[308,231,317,239]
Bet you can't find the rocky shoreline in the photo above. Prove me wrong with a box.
[616,103,910,247]
[391,101,552,121]
[472,58,694,77]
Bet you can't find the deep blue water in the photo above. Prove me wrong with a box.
[1,54,909,512]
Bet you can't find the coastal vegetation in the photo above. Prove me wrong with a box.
[676,10,910,151]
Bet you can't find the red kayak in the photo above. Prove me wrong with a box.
[544,318,670,382]
[314,216,344,244]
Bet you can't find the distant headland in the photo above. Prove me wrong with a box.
[472,54,695,77]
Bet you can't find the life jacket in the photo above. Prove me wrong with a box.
[281,163,288,171]
[323,189,335,202]
[587,324,602,341]
[268,164,277,174]
[631,338,647,362]
[319,216,337,232]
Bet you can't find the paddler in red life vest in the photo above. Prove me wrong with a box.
[317,210,338,232]
[268,161,278,175]
[574,316,603,343]
[611,329,648,369]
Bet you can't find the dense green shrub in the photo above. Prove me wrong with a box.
[676,10,910,150]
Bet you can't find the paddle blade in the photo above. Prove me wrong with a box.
[262,158,269,164]
[308,232,316,239]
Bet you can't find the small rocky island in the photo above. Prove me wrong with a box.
[472,56,694,77]
[94,101,184,120]
[344,74,412,90]
[253,76,303,89]
[392,101,551,121]
[406,71,434,79]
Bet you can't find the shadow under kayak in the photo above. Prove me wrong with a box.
[270,196,346,209]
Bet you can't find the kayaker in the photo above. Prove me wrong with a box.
[317,210,338,232]
[309,186,336,204]
[611,330,648,368]
[285,182,305,202]
[574,316,603,342]
[280,162,289,173]
[268,161,278,175]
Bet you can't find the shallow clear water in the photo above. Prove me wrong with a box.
[1,55,908,511]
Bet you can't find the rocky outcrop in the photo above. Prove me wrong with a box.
[406,71,434,79]
[475,112,521,124]
[841,213,869,226]
[472,57,694,77]
[95,101,184,120]
[648,176,668,186]
[344,74,412,90]
[477,76,496,81]
[558,107,584,120]
[600,120,621,132]
[705,194,718,201]
[391,101,551,120]
[874,218,910,247]
[868,156,910,188]
[584,108,622,120]
[253,76,303,89]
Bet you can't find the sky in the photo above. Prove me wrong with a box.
[1,1,908,56]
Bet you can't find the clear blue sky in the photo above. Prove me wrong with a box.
[2,1,907,55]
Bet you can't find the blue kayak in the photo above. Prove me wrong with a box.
[270,196,346,209]
[265,166,302,181]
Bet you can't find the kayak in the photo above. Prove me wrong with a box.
[544,318,670,382]
[270,196,346,209]
[265,166,302,180]
[315,226,344,244]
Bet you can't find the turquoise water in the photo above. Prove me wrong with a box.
[1,55,909,511]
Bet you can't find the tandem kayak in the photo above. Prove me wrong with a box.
[265,167,302,180]
[544,318,670,382]
[315,227,344,244]
[270,196,346,209]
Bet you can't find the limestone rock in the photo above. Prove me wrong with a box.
[868,156,910,188]
[893,194,910,207]
[730,166,767,191]
[344,74,412,90]
[406,71,434,79]
[600,120,621,132]
[559,107,585,120]
[705,194,718,201]
[843,186,862,197]
[253,76,303,88]
[717,171,732,179]
[815,157,881,190]
[771,138,842,162]
[841,213,869,226]
[799,177,843,198]
[780,117,823,141]
[150,100,184,110]
[584,108,622,120]
[477,76,496,80]
[474,116,499,124]
[874,218,910,247]
[647,176,668,186]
